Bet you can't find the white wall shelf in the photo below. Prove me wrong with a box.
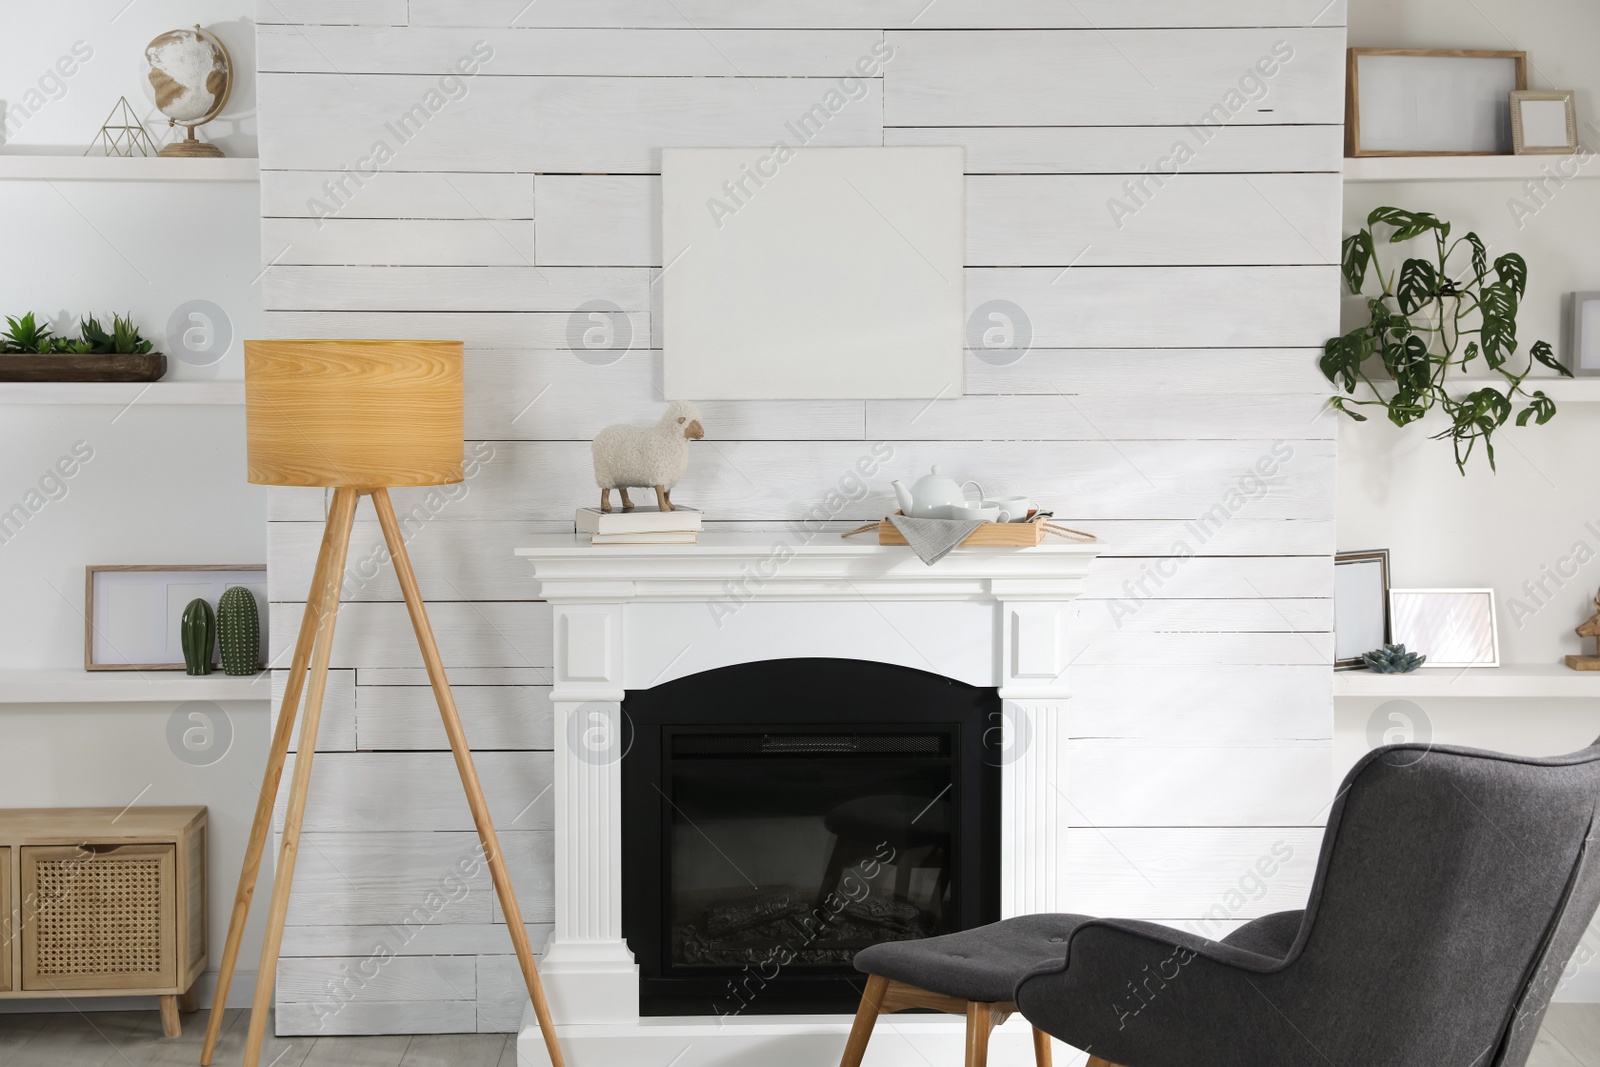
[0,382,243,405]
[0,156,259,182]
[1449,377,1600,402]
[0,668,270,704]
[1344,155,1596,183]
[1333,664,1600,699]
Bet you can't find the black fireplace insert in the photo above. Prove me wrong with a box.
[621,658,1001,1016]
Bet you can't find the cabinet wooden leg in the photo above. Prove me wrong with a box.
[240,487,359,1067]
[200,506,341,1066]
[372,488,567,1067]
[180,985,200,1013]
[159,994,181,1038]
[838,974,887,1067]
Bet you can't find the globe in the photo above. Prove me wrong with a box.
[145,26,232,157]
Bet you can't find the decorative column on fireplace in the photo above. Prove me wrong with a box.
[515,533,1100,1065]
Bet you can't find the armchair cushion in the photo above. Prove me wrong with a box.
[853,913,1093,1002]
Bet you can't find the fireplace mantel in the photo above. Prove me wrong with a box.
[513,532,1102,1066]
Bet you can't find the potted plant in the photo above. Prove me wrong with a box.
[1321,207,1569,473]
[0,312,166,383]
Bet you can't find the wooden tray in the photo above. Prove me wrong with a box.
[848,514,1096,547]
[0,353,167,382]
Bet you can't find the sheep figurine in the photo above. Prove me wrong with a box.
[592,400,705,512]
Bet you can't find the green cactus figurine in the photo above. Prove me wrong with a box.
[217,586,261,676]
[180,598,215,676]
[1360,642,1427,673]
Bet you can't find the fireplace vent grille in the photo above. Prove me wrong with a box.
[672,733,947,758]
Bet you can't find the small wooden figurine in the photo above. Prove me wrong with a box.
[591,400,704,512]
[1566,591,1600,670]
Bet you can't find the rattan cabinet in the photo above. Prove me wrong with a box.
[0,807,205,1036]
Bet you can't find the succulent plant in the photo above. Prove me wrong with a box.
[216,586,260,676]
[1361,642,1427,673]
[2,313,53,354]
[180,598,215,676]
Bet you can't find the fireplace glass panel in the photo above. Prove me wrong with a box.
[622,658,1000,1015]
[668,731,956,969]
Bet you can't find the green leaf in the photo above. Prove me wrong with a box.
[1320,331,1369,392]
[1330,396,1368,422]
[1368,206,1446,242]
[1516,392,1558,426]
[1494,252,1528,297]
[1479,283,1518,368]
[1463,341,1480,366]
[1465,232,1488,284]
[1530,339,1572,377]
[1396,258,1438,314]
[1341,230,1374,294]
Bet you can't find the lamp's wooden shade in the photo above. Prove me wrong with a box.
[245,339,464,488]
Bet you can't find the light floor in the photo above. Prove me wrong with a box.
[0,1004,1598,1066]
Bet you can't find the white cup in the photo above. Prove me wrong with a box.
[990,497,1033,522]
[947,501,1001,522]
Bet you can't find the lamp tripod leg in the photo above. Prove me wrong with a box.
[200,505,343,1066]
[370,487,567,1067]
[240,487,359,1067]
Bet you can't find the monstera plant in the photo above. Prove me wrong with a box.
[1322,206,1570,473]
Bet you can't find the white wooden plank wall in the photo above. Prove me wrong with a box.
[256,0,1345,1033]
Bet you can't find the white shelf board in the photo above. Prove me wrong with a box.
[0,156,259,182]
[1333,664,1600,699]
[1449,377,1600,403]
[0,381,243,405]
[1344,155,1597,182]
[0,668,271,704]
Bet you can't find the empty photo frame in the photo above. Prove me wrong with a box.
[1512,90,1579,154]
[1390,588,1499,668]
[661,146,965,400]
[85,564,267,670]
[1347,49,1526,156]
[1569,292,1600,375]
[1334,550,1391,670]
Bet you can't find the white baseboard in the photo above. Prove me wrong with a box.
[0,969,259,1013]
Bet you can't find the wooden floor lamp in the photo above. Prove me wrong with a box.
[199,340,566,1067]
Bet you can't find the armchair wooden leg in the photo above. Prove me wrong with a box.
[965,1000,994,1067]
[1086,1058,1122,1067]
[1031,1026,1053,1066]
[839,974,888,1067]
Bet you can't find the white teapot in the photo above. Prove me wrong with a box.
[891,466,979,519]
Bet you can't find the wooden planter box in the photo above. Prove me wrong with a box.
[0,352,167,382]
[0,807,205,1036]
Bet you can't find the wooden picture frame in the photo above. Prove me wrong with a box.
[83,565,266,672]
[1334,550,1391,670]
[1346,48,1527,157]
[1511,90,1579,155]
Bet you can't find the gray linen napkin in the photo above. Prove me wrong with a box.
[888,514,987,565]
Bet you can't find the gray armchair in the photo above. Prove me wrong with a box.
[842,739,1600,1067]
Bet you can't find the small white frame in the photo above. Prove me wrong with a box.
[1389,587,1500,668]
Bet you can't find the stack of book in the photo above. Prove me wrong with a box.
[576,505,703,545]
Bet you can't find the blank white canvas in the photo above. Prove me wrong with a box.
[1519,99,1572,147]
[662,146,964,400]
[1357,54,1518,153]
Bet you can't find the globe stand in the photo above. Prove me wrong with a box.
[158,123,224,157]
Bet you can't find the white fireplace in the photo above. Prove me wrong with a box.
[513,532,1101,1066]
